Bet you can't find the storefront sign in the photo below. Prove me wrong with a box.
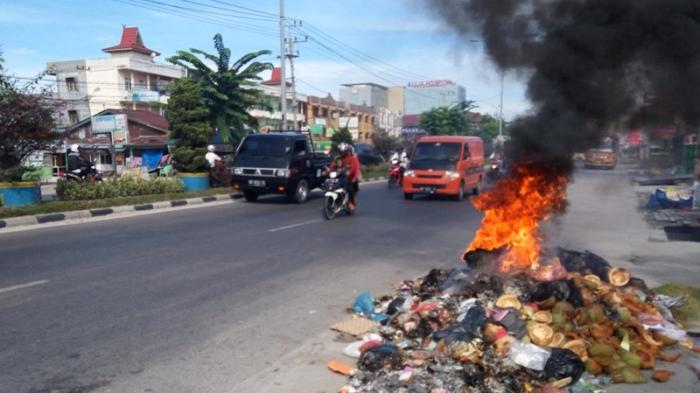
[132,89,160,102]
[92,114,128,144]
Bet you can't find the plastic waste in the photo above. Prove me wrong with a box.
[433,306,486,343]
[544,348,586,384]
[498,308,527,338]
[343,341,364,358]
[357,344,402,372]
[352,291,387,322]
[508,340,551,371]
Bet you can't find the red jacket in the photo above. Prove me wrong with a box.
[330,154,361,182]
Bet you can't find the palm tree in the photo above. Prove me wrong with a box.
[167,34,273,143]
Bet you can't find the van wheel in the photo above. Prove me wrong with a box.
[404,193,414,200]
[289,179,309,204]
[455,183,465,201]
[243,190,258,202]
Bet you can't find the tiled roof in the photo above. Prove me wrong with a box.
[103,27,160,56]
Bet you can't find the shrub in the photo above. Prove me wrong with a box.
[0,166,29,182]
[56,176,184,200]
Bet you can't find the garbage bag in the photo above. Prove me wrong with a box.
[386,297,405,315]
[433,306,486,343]
[529,279,583,307]
[419,268,446,294]
[544,348,585,384]
[509,340,551,371]
[357,344,402,372]
[558,249,610,280]
[438,267,472,294]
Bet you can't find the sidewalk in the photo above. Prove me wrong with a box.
[237,168,700,393]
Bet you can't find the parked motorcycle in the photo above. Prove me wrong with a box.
[387,159,402,188]
[323,170,352,220]
[64,164,103,183]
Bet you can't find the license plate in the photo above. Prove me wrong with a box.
[248,179,266,187]
[421,187,435,193]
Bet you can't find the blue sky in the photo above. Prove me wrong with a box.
[0,0,527,118]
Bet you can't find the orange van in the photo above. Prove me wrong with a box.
[402,136,485,200]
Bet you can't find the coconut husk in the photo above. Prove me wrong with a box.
[563,339,588,360]
[495,294,522,310]
[528,323,554,346]
[534,310,553,324]
[549,332,566,348]
[608,267,631,287]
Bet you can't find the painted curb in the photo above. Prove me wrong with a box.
[0,192,242,231]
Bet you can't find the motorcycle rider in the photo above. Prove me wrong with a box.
[67,144,91,179]
[327,142,361,211]
[205,144,222,168]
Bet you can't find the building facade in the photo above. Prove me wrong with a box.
[248,67,307,131]
[404,80,466,115]
[46,27,184,127]
[387,86,405,115]
[339,83,388,109]
[306,95,376,148]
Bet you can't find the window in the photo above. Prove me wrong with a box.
[312,106,319,117]
[463,144,471,159]
[65,77,78,92]
[124,77,132,91]
[293,139,309,156]
[68,110,79,124]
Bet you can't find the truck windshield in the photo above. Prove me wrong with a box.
[409,142,461,170]
[237,136,291,157]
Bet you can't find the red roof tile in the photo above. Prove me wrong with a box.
[103,27,160,56]
[262,67,291,86]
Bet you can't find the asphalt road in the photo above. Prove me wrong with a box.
[0,182,482,393]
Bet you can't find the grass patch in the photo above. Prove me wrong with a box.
[0,187,234,219]
[362,163,389,180]
[654,283,700,325]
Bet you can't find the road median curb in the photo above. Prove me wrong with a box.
[0,192,242,231]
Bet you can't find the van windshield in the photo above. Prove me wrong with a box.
[409,142,462,170]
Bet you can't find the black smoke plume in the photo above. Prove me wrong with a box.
[430,0,700,172]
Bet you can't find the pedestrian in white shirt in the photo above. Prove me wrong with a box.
[205,145,222,168]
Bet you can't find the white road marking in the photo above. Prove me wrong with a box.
[0,280,49,294]
[268,219,323,233]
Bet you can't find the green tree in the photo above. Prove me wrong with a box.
[470,114,501,141]
[165,79,212,173]
[167,34,273,144]
[330,127,354,154]
[0,51,59,177]
[371,130,400,159]
[419,101,477,136]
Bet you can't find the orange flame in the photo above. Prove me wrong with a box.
[467,164,568,272]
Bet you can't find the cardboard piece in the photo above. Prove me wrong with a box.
[330,317,380,337]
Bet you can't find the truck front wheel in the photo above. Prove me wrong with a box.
[243,190,258,202]
[288,179,309,204]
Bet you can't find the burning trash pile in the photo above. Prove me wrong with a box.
[335,249,694,393]
[330,165,697,392]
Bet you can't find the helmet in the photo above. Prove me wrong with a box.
[207,144,216,152]
[337,142,352,155]
[70,144,79,153]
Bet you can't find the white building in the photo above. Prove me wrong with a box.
[46,27,184,127]
[247,68,307,131]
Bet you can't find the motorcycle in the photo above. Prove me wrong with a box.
[487,158,502,180]
[64,164,103,183]
[387,159,402,188]
[323,170,352,220]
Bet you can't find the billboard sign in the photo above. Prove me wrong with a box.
[408,80,454,88]
[132,89,160,103]
[92,114,128,145]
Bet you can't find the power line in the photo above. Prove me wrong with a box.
[114,0,279,38]
[137,0,278,22]
[296,78,328,95]
[297,23,433,82]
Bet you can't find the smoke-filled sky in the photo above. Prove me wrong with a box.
[429,0,700,167]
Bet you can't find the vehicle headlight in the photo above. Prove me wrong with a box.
[404,170,415,177]
[329,171,338,179]
[233,168,243,175]
[444,170,460,179]
[276,169,290,177]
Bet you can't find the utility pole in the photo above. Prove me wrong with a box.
[279,0,287,130]
[286,21,308,132]
[498,69,504,138]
